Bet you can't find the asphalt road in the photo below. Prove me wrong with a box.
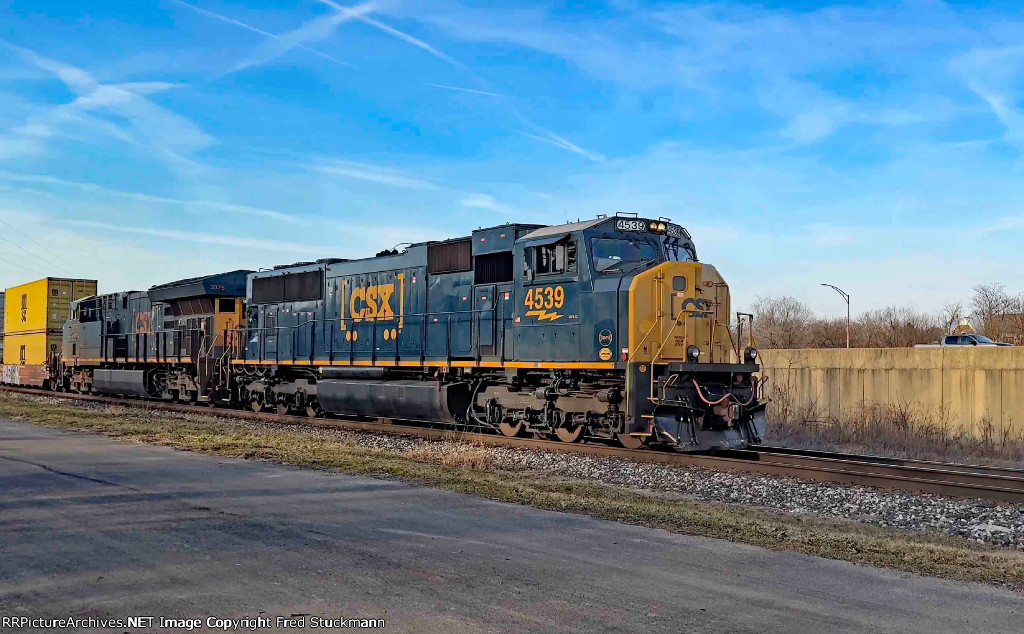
[0,419,1021,633]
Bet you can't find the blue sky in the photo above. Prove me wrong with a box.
[1,0,1023,317]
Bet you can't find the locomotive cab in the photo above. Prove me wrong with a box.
[511,215,765,450]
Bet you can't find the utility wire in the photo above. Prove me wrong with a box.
[0,216,79,274]
[0,232,69,277]
[0,252,47,276]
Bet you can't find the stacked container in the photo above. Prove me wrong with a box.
[1,278,97,385]
[0,291,5,361]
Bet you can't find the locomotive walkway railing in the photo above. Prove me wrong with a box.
[230,302,510,367]
[99,328,209,365]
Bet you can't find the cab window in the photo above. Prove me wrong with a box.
[527,240,577,276]
[591,238,658,272]
[665,240,697,262]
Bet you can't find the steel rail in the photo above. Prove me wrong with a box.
[2,386,1023,505]
[750,445,1024,479]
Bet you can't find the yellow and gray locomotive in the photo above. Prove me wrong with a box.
[55,215,765,451]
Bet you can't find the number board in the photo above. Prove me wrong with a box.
[614,219,647,233]
[522,285,577,322]
[665,224,689,239]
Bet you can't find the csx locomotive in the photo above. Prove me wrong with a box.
[43,215,766,451]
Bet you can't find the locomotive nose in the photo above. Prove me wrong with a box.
[627,261,708,364]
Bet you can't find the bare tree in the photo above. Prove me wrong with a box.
[808,318,849,348]
[970,283,1012,338]
[747,285,1020,349]
[859,305,941,347]
[995,294,1024,345]
[939,299,964,335]
[751,296,814,349]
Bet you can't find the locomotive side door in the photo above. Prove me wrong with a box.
[474,285,495,356]
[325,276,341,359]
[262,306,278,361]
[496,285,515,359]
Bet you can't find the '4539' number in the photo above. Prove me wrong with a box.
[524,286,565,310]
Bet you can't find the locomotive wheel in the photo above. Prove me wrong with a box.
[617,433,648,450]
[555,425,585,443]
[250,399,263,413]
[305,400,324,418]
[276,403,290,416]
[498,420,526,437]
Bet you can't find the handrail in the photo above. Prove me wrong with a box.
[98,327,211,369]
[239,304,509,366]
[629,308,708,364]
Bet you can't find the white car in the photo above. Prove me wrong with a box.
[917,334,1013,348]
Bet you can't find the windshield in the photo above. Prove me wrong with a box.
[972,335,996,344]
[665,239,697,262]
[592,238,658,272]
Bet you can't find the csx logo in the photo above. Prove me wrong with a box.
[348,284,397,322]
[680,298,712,312]
[680,298,713,318]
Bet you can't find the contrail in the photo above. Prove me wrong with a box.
[429,84,505,98]
[167,0,359,70]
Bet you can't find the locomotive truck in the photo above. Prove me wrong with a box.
[17,214,766,452]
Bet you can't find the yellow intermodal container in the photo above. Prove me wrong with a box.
[0,290,5,359]
[3,277,97,337]
[1,332,62,366]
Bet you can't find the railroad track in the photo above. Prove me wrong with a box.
[3,385,1024,505]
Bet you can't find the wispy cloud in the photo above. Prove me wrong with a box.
[412,3,972,146]
[318,0,465,70]
[0,170,299,223]
[227,3,375,74]
[0,41,213,167]
[428,83,504,98]
[515,125,605,162]
[167,0,362,72]
[318,0,600,161]
[460,193,517,214]
[308,160,441,190]
[953,45,1024,149]
[66,219,330,253]
[306,158,528,220]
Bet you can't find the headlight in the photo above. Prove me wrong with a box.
[744,347,758,362]
[687,345,701,361]
[649,221,659,232]
[656,222,667,233]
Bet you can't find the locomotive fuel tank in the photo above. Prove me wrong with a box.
[317,379,471,423]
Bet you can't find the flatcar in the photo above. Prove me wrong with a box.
[34,214,764,452]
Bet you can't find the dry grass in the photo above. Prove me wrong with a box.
[403,442,494,468]
[2,391,1024,591]
[766,384,1024,467]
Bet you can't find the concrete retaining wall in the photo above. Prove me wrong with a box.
[759,347,1024,436]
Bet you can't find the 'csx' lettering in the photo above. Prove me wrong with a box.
[349,284,396,322]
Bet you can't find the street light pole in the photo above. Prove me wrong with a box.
[821,284,851,349]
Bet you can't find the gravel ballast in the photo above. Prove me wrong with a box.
[355,432,1024,549]
[9,394,1024,550]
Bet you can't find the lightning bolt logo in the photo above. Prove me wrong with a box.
[525,309,564,321]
